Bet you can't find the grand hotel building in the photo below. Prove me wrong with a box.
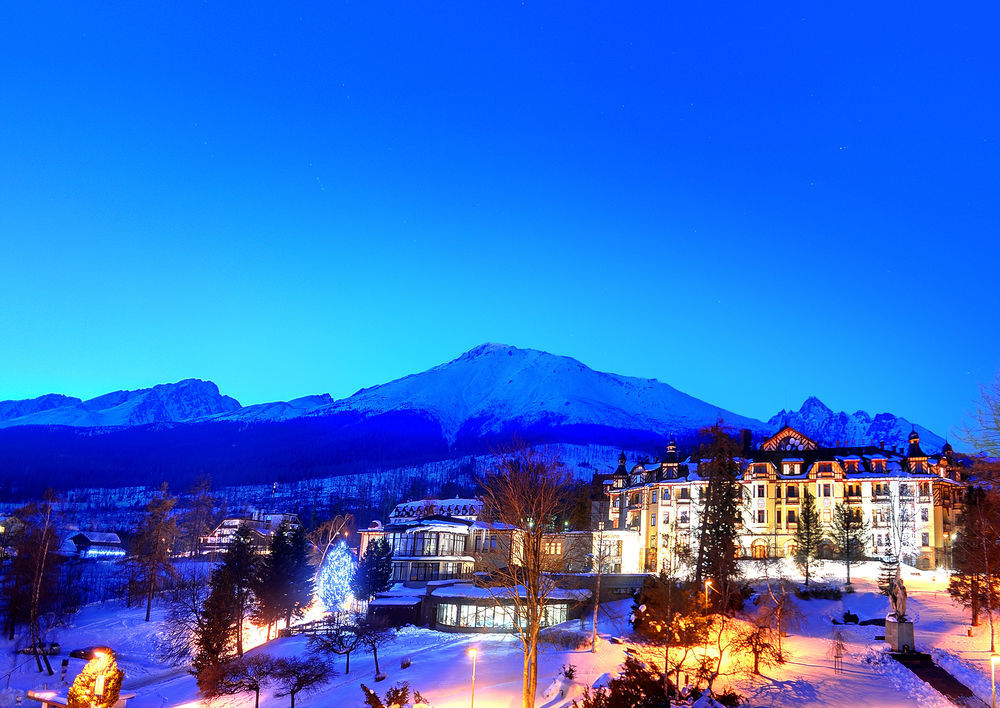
[606,426,964,572]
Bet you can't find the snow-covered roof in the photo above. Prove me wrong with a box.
[390,498,482,520]
[429,583,590,601]
[369,596,422,607]
[70,531,123,545]
[386,519,473,533]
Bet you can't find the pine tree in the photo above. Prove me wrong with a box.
[66,651,124,708]
[130,483,179,621]
[830,501,869,588]
[179,475,219,557]
[257,522,314,632]
[351,536,393,602]
[793,491,821,586]
[878,555,899,596]
[253,531,288,637]
[949,486,1000,633]
[194,566,239,692]
[694,424,745,609]
[218,524,260,657]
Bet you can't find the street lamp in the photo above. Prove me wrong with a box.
[992,654,999,708]
[469,648,478,708]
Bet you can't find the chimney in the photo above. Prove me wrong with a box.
[880,440,885,450]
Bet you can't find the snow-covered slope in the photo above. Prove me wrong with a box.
[0,379,241,428]
[218,393,334,421]
[0,393,81,422]
[769,396,946,452]
[296,343,769,440]
[0,345,948,452]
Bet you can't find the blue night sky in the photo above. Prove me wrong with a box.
[1,3,997,438]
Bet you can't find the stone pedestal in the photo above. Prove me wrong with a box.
[886,616,915,652]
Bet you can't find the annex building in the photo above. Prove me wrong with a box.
[606,427,964,572]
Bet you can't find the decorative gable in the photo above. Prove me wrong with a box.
[759,426,818,452]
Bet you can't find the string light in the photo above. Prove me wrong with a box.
[316,540,354,612]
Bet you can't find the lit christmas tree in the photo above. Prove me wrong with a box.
[317,540,355,612]
[67,651,124,708]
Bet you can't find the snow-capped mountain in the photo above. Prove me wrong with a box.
[0,344,953,497]
[0,379,241,428]
[216,343,769,441]
[0,346,948,452]
[0,393,81,422]
[768,396,946,452]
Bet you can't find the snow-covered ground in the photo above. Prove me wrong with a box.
[3,560,997,707]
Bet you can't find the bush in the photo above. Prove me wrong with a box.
[796,586,842,601]
[714,689,744,707]
[561,663,577,680]
[573,656,671,708]
[540,628,590,650]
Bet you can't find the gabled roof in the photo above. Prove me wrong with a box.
[759,426,819,452]
[70,531,122,545]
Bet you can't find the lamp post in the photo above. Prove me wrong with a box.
[469,648,478,708]
[991,653,999,708]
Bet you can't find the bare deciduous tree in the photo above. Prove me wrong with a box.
[309,514,355,572]
[272,656,334,708]
[478,443,576,708]
[960,374,1000,457]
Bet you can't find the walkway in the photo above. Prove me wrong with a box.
[890,652,988,708]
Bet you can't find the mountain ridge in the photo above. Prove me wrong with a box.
[0,344,947,452]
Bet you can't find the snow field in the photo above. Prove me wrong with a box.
[2,558,996,707]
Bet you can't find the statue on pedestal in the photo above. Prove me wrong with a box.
[888,567,908,621]
[885,566,914,652]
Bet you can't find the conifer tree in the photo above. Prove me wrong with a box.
[793,491,821,586]
[878,555,899,596]
[830,500,869,588]
[351,536,393,602]
[694,424,745,608]
[131,483,179,621]
[194,566,239,692]
[257,522,314,632]
[179,475,219,557]
[66,651,124,708]
[218,524,260,657]
[949,486,1000,638]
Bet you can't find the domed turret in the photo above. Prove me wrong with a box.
[907,428,926,460]
[663,438,678,464]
